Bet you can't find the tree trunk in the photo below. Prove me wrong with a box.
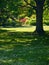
[35,3,44,35]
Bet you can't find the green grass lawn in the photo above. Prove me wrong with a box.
[0,28,49,65]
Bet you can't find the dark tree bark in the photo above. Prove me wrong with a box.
[24,0,45,35]
[35,0,45,35]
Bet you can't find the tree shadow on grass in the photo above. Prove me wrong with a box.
[0,29,49,65]
[0,29,8,33]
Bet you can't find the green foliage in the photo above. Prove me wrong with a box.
[0,0,49,27]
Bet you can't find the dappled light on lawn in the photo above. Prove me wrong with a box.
[0,30,49,65]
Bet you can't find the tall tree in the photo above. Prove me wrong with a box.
[35,0,45,34]
[23,0,45,35]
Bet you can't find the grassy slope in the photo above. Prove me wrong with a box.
[0,28,49,65]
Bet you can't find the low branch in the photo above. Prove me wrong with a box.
[24,0,36,10]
